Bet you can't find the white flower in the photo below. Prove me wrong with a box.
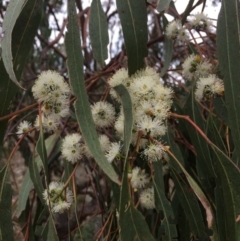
[136,116,166,137]
[189,13,212,31]
[16,120,32,138]
[132,67,160,85]
[130,167,149,189]
[165,20,188,42]
[43,182,73,213]
[105,142,121,163]
[32,70,71,103]
[195,74,224,100]
[139,187,155,209]
[62,133,82,163]
[129,76,155,99]
[91,101,116,128]
[153,85,173,105]
[34,115,59,133]
[109,68,128,87]
[99,134,111,152]
[182,54,212,80]
[143,142,165,162]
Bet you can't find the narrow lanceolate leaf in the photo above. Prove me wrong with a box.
[217,0,240,159]
[183,91,215,179]
[116,0,148,75]
[160,16,173,77]
[210,134,240,240]
[29,153,45,206]
[0,0,42,145]
[114,85,133,156]
[153,171,178,241]
[36,122,48,181]
[2,0,27,88]
[47,217,59,241]
[171,170,207,238]
[89,0,109,65]
[115,85,155,241]
[167,147,217,237]
[120,206,156,241]
[65,0,120,185]
[157,0,172,12]
[17,133,60,216]
[0,166,14,241]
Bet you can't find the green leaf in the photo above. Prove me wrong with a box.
[2,0,27,87]
[17,133,61,216]
[89,0,109,65]
[114,85,133,156]
[211,139,240,240]
[0,166,14,241]
[214,185,227,241]
[157,0,172,12]
[217,0,240,159]
[47,217,59,241]
[116,0,148,75]
[171,170,207,238]
[120,206,156,241]
[36,122,48,181]
[0,0,42,144]
[153,168,178,241]
[114,85,154,241]
[183,91,215,179]
[160,16,173,78]
[167,145,217,239]
[29,153,45,206]
[212,97,229,125]
[65,0,120,185]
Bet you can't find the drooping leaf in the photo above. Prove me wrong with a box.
[157,0,172,12]
[217,0,240,159]
[29,153,45,206]
[116,0,148,75]
[171,170,207,238]
[211,137,240,240]
[36,120,48,181]
[0,0,42,145]
[89,0,109,65]
[47,217,59,241]
[183,91,215,179]
[114,85,133,156]
[0,166,14,241]
[214,185,227,241]
[166,144,217,239]
[65,0,120,185]
[120,206,156,241]
[153,169,178,241]
[114,85,154,241]
[160,16,173,78]
[17,133,61,216]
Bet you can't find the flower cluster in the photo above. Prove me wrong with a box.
[165,20,188,42]
[182,54,212,80]
[43,182,73,213]
[32,71,71,132]
[188,13,212,31]
[110,67,172,161]
[195,75,224,101]
[61,133,82,164]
